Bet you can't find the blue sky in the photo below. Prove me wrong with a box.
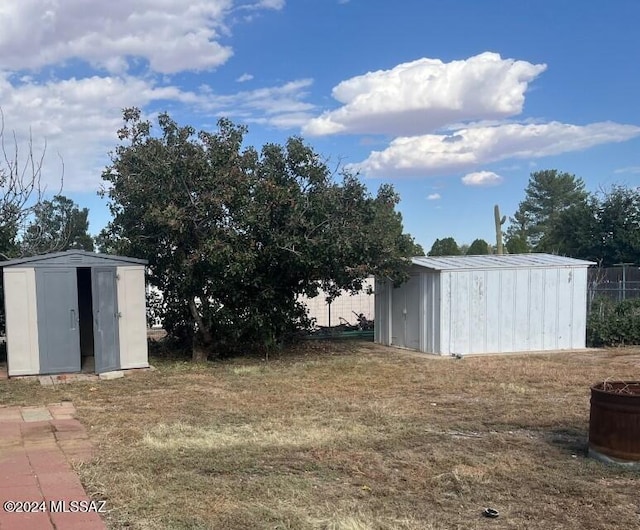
[1,0,639,251]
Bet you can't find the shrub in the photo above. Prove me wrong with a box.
[587,297,640,346]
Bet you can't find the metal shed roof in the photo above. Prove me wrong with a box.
[0,249,148,267]
[412,253,595,271]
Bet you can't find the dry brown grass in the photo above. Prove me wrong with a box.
[2,341,640,529]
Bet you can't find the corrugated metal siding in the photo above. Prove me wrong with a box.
[405,275,421,350]
[421,272,440,353]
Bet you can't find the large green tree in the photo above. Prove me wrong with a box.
[99,108,421,359]
[428,237,461,256]
[508,169,588,251]
[466,238,490,255]
[545,185,640,266]
[21,195,94,255]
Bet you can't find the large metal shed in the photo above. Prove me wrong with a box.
[2,250,149,376]
[375,254,595,355]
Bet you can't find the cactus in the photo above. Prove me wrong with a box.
[494,204,506,254]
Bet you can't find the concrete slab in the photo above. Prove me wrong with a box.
[21,407,53,422]
[98,370,124,380]
[0,408,24,423]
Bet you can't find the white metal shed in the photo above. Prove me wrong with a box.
[375,254,595,355]
[2,250,149,376]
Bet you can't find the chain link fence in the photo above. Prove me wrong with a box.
[588,265,640,312]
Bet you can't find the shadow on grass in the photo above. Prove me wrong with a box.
[544,427,589,457]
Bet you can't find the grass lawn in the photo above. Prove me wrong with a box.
[1,341,640,529]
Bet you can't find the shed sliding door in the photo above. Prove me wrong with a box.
[36,268,81,374]
[92,267,120,373]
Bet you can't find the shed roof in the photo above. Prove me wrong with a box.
[0,250,148,268]
[412,253,595,271]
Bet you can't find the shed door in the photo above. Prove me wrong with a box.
[391,284,407,348]
[92,267,120,373]
[36,268,81,374]
[391,276,421,350]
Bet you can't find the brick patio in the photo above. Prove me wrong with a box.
[0,403,106,530]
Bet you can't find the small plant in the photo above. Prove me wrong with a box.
[597,378,640,395]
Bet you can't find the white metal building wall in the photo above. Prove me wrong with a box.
[439,266,589,355]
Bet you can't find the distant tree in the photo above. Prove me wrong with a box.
[508,170,588,251]
[21,195,94,255]
[428,237,461,256]
[505,235,530,254]
[466,238,490,255]
[545,185,640,266]
[542,198,597,260]
[99,108,422,360]
[597,186,640,266]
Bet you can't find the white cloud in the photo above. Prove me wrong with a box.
[236,73,254,83]
[303,52,546,136]
[427,193,441,200]
[348,121,640,178]
[462,171,504,186]
[0,72,315,192]
[0,1,290,74]
[0,73,204,192]
[251,0,285,8]
[614,166,640,175]
[201,79,316,127]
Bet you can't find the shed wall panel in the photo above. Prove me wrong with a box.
[485,271,502,351]
[4,268,40,376]
[542,268,559,350]
[405,275,421,350]
[527,268,545,351]
[439,273,451,355]
[469,270,487,353]
[556,268,573,349]
[498,270,515,352]
[422,272,440,353]
[513,269,531,351]
[117,266,149,369]
[450,272,471,354]
[390,281,405,347]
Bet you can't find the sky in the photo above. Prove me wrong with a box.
[0,0,639,252]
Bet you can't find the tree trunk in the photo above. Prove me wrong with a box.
[188,297,212,362]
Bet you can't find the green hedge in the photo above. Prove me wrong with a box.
[587,297,640,347]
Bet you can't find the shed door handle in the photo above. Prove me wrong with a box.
[70,309,76,330]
